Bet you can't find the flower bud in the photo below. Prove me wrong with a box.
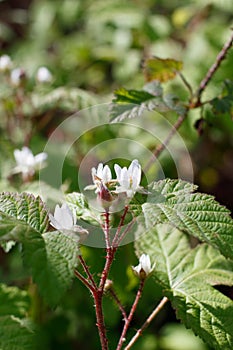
[0,55,12,72]
[36,66,52,83]
[132,254,155,280]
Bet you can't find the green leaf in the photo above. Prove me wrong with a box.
[135,224,233,350]
[66,192,99,224]
[0,316,36,350]
[109,84,186,122]
[0,284,30,318]
[22,231,79,306]
[142,179,233,260]
[109,87,165,122]
[143,57,183,82]
[0,192,78,305]
[210,80,233,115]
[0,192,49,240]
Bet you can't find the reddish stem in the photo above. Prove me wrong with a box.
[195,30,233,106]
[125,296,169,349]
[112,205,129,248]
[74,269,95,293]
[78,254,97,289]
[93,290,109,350]
[116,279,145,350]
[109,287,127,321]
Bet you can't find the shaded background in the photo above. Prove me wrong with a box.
[0,0,232,349]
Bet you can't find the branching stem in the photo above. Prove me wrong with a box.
[116,279,145,350]
[78,254,97,289]
[195,30,233,106]
[125,296,169,349]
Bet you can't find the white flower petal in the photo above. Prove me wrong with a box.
[102,165,112,182]
[49,213,62,230]
[54,203,75,230]
[34,152,47,164]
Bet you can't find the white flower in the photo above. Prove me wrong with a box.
[10,68,26,86]
[13,146,47,177]
[132,254,154,279]
[36,67,52,83]
[0,55,12,72]
[49,203,88,242]
[49,203,76,231]
[92,163,112,190]
[114,159,145,198]
[85,163,113,193]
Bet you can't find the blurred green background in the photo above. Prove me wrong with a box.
[0,0,232,349]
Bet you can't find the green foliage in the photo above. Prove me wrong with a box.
[142,179,233,260]
[0,284,35,350]
[0,0,232,349]
[0,316,36,350]
[109,82,186,122]
[0,192,49,239]
[66,192,99,224]
[135,224,233,350]
[0,192,79,306]
[210,79,233,115]
[0,284,29,318]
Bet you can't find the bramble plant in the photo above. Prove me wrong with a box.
[0,5,233,349]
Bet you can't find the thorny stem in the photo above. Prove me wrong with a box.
[195,30,233,106]
[94,290,109,350]
[117,217,136,247]
[116,279,145,350]
[125,297,169,350]
[99,210,114,291]
[74,269,95,293]
[78,254,97,289]
[144,31,233,174]
[112,205,129,248]
[108,287,127,321]
[103,210,111,250]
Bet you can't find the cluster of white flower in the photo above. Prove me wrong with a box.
[13,146,47,177]
[85,160,146,207]
[0,54,52,86]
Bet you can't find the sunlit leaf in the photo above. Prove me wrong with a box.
[135,224,233,350]
[143,57,183,82]
[142,179,233,260]
[109,86,169,122]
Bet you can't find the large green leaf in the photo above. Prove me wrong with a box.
[135,224,233,350]
[23,231,79,306]
[142,179,233,260]
[0,316,36,350]
[0,192,79,305]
